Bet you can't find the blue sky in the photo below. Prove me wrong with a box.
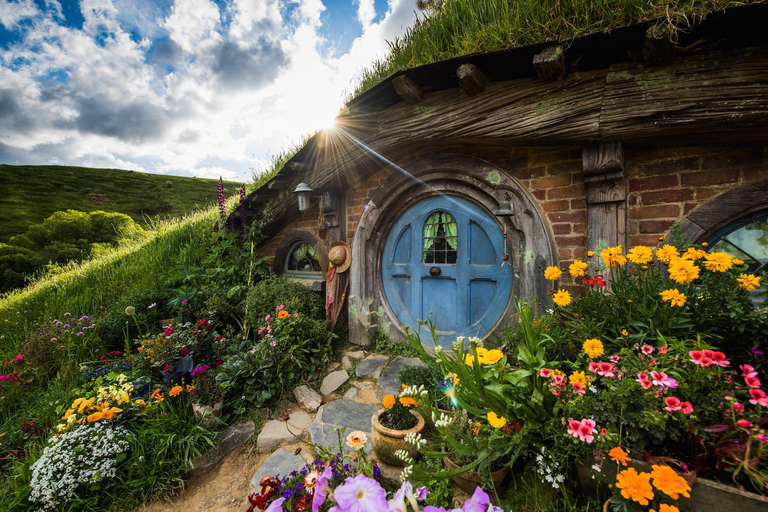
[0,0,419,181]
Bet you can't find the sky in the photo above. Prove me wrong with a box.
[0,0,421,182]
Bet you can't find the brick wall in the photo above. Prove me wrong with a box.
[626,146,768,246]
[259,210,328,268]
[345,167,394,241]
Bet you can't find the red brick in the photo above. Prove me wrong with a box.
[640,189,693,204]
[558,248,572,260]
[631,234,663,246]
[523,166,547,178]
[573,247,587,260]
[628,175,679,192]
[572,222,587,235]
[683,202,698,215]
[547,162,578,175]
[743,167,768,182]
[532,174,572,189]
[641,157,699,176]
[555,235,587,247]
[541,200,570,213]
[681,170,739,187]
[532,190,546,200]
[570,198,587,210]
[628,194,639,207]
[639,220,674,234]
[551,223,572,235]
[529,149,571,166]
[700,148,764,172]
[630,204,681,220]
[347,205,364,217]
[548,211,587,223]
[547,184,585,200]
[694,187,724,201]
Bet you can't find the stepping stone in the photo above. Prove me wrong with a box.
[187,421,255,476]
[356,355,388,378]
[294,385,322,413]
[309,419,372,454]
[327,362,340,371]
[317,400,380,432]
[344,350,365,359]
[343,387,358,399]
[287,410,312,431]
[250,448,309,494]
[341,356,353,370]
[376,357,428,400]
[320,370,349,396]
[256,419,304,453]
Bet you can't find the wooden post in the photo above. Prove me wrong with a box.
[533,45,566,80]
[582,141,626,279]
[391,74,424,103]
[457,63,489,97]
[643,23,675,66]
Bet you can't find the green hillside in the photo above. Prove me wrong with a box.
[0,165,240,242]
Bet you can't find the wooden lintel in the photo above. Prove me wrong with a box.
[533,45,566,80]
[457,63,488,97]
[643,24,675,66]
[391,74,424,103]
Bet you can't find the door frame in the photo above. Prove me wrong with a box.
[348,154,557,347]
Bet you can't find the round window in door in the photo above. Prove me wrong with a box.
[382,195,513,348]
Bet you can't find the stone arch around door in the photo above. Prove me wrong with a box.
[348,154,557,346]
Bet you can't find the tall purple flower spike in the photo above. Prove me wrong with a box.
[217,176,226,221]
[239,183,246,202]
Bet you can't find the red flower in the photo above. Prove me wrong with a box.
[597,362,615,378]
[293,494,312,511]
[665,397,682,412]
[745,376,762,388]
[588,362,600,373]
[180,347,190,357]
[164,327,174,337]
[737,419,751,428]
[641,345,654,355]
[749,389,768,407]
[680,401,694,414]
[659,347,668,354]
[741,364,758,378]
[711,351,730,367]
[539,368,552,378]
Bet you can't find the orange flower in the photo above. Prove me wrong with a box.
[609,446,630,466]
[186,384,195,393]
[650,465,691,500]
[382,394,395,409]
[137,346,144,352]
[100,407,122,420]
[615,467,654,506]
[169,386,183,397]
[470,423,481,436]
[87,411,104,422]
[150,389,164,403]
[650,505,680,512]
[399,397,419,408]
[278,310,290,319]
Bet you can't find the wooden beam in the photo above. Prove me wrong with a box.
[457,63,488,97]
[287,161,311,173]
[391,74,424,103]
[533,45,566,80]
[643,23,675,66]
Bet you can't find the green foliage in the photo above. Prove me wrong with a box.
[398,364,448,410]
[245,275,325,325]
[373,331,420,358]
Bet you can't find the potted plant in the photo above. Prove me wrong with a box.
[190,365,224,423]
[370,385,427,466]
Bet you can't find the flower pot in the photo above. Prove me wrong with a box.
[443,456,509,495]
[158,318,173,328]
[370,409,425,466]
[192,399,223,425]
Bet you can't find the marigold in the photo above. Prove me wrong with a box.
[703,252,733,272]
[569,260,588,278]
[481,349,504,365]
[655,245,680,264]
[399,397,419,408]
[569,371,589,388]
[150,389,164,403]
[609,446,631,466]
[382,394,396,409]
[553,290,571,307]
[737,274,761,291]
[615,467,654,506]
[169,385,183,397]
[621,329,629,336]
[627,246,653,265]
[544,266,563,281]
[733,258,744,266]
[487,412,507,429]
[683,247,706,260]
[650,505,680,512]
[583,338,604,358]
[668,257,700,285]
[660,289,686,307]
[650,464,691,500]
[601,245,627,268]
[277,310,290,319]
[587,251,595,257]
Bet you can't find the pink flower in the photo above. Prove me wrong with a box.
[711,351,730,367]
[572,383,586,395]
[294,313,299,317]
[567,419,597,443]
[588,362,600,373]
[757,434,768,443]
[181,299,188,304]
[746,376,762,388]
[749,388,768,407]
[737,419,752,429]
[539,368,552,378]
[741,364,758,378]
[258,327,265,335]
[641,345,654,355]
[665,397,682,412]
[276,304,284,310]
[659,346,668,354]
[689,350,703,364]
[733,402,744,411]
[164,327,173,337]
[265,314,271,321]
[680,401,693,414]
[597,362,615,378]
[650,371,677,388]
[610,355,620,363]
[552,374,565,386]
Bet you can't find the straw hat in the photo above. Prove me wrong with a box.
[328,241,351,273]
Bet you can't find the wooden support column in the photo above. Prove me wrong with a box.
[391,75,423,103]
[457,63,488,97]
[582,141,626,268]
[322,190,346,242]
[533,45,567,80]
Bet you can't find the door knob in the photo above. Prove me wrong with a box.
[429,266,441,276]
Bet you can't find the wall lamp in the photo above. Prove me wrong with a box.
[294,182,314,212]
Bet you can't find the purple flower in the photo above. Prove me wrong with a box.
[312,466,333,512]
[213,221,219,233]
[191,365,211,377]
[76,332,85,337]
[64,312,71,317]
[270,341,277,347]
[182,299,188,304]
[333,475,388,512]
[63,324,70,329]
[750,346,765,356]
[50,337,57,342]
[217,177,226,221]
[79,315,89,321]
[239,183,246,201]
[461,486,491,512]
[264,498,285,512]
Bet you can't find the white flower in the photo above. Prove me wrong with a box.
[124,306,135,316]
[404,433,426,449]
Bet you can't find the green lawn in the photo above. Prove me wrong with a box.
[0,165,240,242]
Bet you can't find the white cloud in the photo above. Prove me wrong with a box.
[356,0,376,27]
[163,0,221,54]
[0,0,39,29]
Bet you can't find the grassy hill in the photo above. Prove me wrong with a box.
[0,165,240,242]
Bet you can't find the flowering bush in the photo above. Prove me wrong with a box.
[21,313,100,380]
[29,422,132,510]
[189,364,223,405]
[381,384,427,430]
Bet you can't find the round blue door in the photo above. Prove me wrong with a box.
[381,195,513,348]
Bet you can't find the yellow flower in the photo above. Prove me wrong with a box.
[621,329,629,336]
[668,257,700,285]
[463,354,476,367]
[737,274,761,291]
[544,266,563,281]
[655,245,680,264]
[615,467,654,506]
[701,242,708,247]
[62,409,75,421]
[86,411,105,422]
[169,386,183,397]
[100,407,122,420]
[601,245,627,268]
[569,371,589,387]
[583,338,604,358]
[650,505,680,512]
[704,252,733,272]
[470,422,481,436]
[480,349,504,365]
[609,446,631,466]
[553,290,572,307]
[733,258,744,266]
[587,251,595,257]
[683,247,706,260]
[186,384,195,393]
[487,412,507,429]
[569,260,588,278]
[446,372,460,385]
[660,289,686,307]
[399,397,419,408]
[77,397,95,414]
[278,310,290,319]
[627,246,653,265]
[650,464,691,500]
[134,399,146,408]
[383,395,396,410]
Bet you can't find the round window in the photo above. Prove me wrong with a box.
[284,242,322,275]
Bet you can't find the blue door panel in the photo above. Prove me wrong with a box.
[382,195,513,348]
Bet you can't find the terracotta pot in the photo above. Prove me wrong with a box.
[192,399,223,425]
[370,409,425,466]
[158,318,173,328]
[443,456,509,495]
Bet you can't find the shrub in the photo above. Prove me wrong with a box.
[245,275,325,325]
[398,364,447,410]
